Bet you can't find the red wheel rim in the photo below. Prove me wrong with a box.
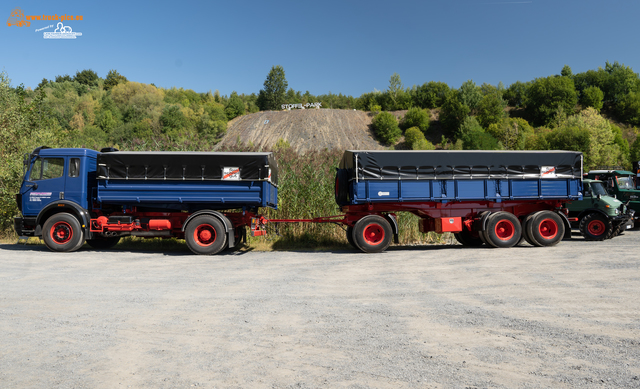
[50,221,73,244]
[587,220,606,236]
[194,224,216,246]
[494,219,515,241]
[538,218,558,240]
[363,223,385,245]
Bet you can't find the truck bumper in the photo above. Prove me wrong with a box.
[14,217,38,237]
[610,210,635,236]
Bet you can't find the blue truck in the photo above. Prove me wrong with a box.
[14,147,278,255]
[333,150,583,253]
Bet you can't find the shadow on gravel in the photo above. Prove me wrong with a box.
[0,243,256,257]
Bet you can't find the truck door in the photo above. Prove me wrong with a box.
[21,156,66,216]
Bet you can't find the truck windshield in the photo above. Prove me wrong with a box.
[590,182,608,196]
[616,176,635,189]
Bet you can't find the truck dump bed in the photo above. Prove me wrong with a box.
[336,150,582,205]
[96,151,278,211]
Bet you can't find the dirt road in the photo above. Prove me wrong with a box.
[1,234,639,388]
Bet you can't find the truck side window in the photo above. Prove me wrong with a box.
[30,157,64,181]
[69,158,80,177]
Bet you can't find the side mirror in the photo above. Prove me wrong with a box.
[25,181,38,190]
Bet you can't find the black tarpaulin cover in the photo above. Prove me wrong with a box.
[339,150,582,180]
[97,151,278,184]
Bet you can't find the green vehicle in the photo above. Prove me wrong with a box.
[587,169,640,226]
[567,179,634,240]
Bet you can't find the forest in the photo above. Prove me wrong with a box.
[2,62,640,238]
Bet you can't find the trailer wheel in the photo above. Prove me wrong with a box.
[454,227,484,246]
[520,214,536,246]
[86,237,120,250]
[527,211,565,246]
[346,226,358,249]
[185,215,227,255]
[353,215,392,253]
[579,213,610,241]
[43,213,85,252]
[483,211,521,248]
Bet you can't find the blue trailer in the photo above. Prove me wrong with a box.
[332,150,583,253]
[14,147,278,255]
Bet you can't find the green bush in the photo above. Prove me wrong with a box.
[371,112,401,144]
[580,86,604,111]
[400,107,430,133]
[404,127,425,148]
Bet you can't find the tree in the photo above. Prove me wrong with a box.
[487,117,533,150]
[412,81,450,108]
[615,91,640,125]
[458,80,482,112]
[404,127,424,148]
[561,65,573,78]
[563,107,622,169]
[400,107,430,133]
[439,90,470,138]
[458,116,501,150]
[387,73,410,110]
[74,69,99,87]
[103,69,128,91]
[225,91,245,120]
[371,112,401,144]
[257,65,288,111]
[580,86,604,112]
[503,81,529,108]
[526,76,578,126]
[476,93,506,129]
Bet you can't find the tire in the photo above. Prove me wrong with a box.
[185,215,227,255]
[346,226,358,249]
[484,211,522,248]
[86,237,121,250]
[527,211,565,247]
[335,170,349,206]
[520,214,536,246]
[353,215,392,253]
[454,227,484,246]
[579,213,611,241]
[42,213,85,252]
[226,226,245,252]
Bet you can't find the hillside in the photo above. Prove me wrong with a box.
[215,109,385,153]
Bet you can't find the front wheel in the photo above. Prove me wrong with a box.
[42,213,85,252]
[579,213,611,241]
[185,215,227,255]
[353,215,392,253]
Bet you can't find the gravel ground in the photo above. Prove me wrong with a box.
[1,232,639,388]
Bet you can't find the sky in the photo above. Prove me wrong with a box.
[2,0,640,97]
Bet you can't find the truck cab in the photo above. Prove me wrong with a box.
[567,178,634,240]
[587,169,640,225]
[15,147,98,240]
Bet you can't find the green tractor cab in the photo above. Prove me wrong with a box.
[567,179,634,240]
[587,169,640,226]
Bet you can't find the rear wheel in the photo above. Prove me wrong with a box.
[454,226,484,246]
[86,236,120,250]
[579,213,610,241]
[43,213,85,252]
[520,214,536,246]
[353,215,392,253]
[484,211,521,248]
[185,215,227,255]
[346,226,358,249]
[527,211,565,247]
